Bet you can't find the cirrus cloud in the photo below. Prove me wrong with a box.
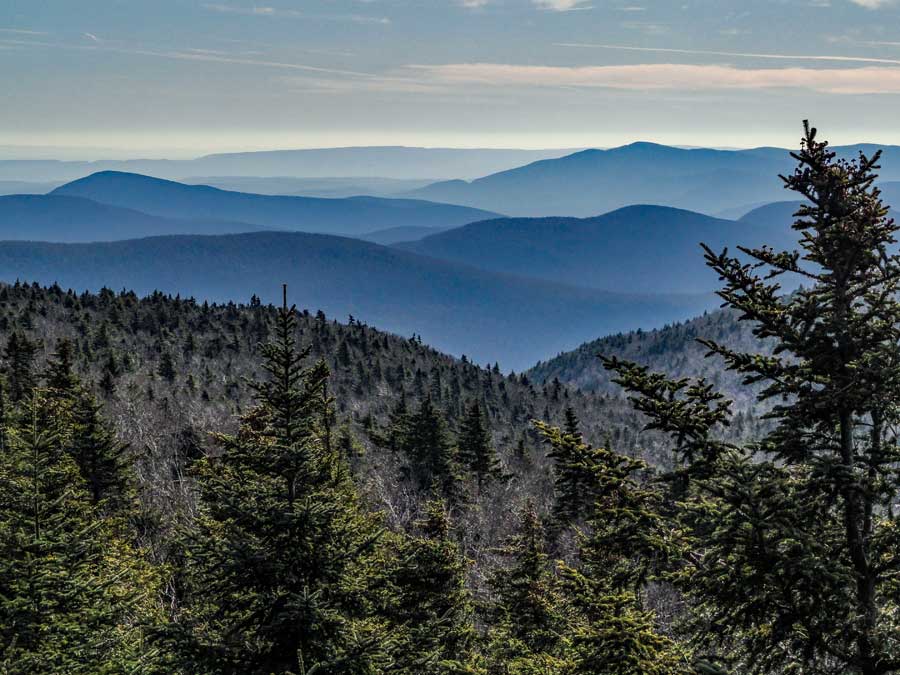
[408,61,900,94]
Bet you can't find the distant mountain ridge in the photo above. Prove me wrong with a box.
[0,194,266,242]
[398,204,799,294]
[0,230,716,370]
[50,172,501,237]
[181,176,434,198]
[0,147,579,183]
[411,142,900,217]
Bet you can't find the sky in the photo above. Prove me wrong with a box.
[3,0,900,157]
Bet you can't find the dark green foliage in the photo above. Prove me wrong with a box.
[157,350,176,383]
[172,293,389,674]
[485,503,568,674]
[605,123,900,674]
[383,500,482,675]
[69,392,134,512]
[562,407,581,441]
[0,392,161,673]
[538,426,685,675]
[397,398,462,502]
[540,419,601,527]
[3,331,40,402]
[44,338,78,395]
[457,401,501,486]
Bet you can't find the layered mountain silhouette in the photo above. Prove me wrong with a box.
[738,200,900,232]
[50,172,500,236]
[398,205,798,294]
[411,143,900,217]
[0,231,714,370]
[0,194,265,242]
[182,176,434,198]
[359,225,448,245]
[0,147,576,183]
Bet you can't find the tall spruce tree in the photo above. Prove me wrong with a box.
[604,122,900,674]
[3,332,39,402]
[0,392,161,673]
[403,398,461,502]
[173,287,389,674]
[68,392,134,512]
[485,503,569,675]
[539,420,599,527]
[44,338,78,397]
[535,426,686,675]
[383,499,482,675]
[457,401,501,487]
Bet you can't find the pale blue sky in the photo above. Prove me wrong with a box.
[3,0,900,156]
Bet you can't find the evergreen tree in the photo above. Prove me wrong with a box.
[604,122,900,674]
[540,422,597,527]
[157,350,176,383]
[384,499,482,675]
[44,338,78,397]
[3,331,39,402]
[485,503,569,675]
[536,427,685,675]
[172,288,389,674]
[457,401,501,486]
[403,398,461,502]
[562,407,581,442]
[69,392,134,512]
[0,392,161,673]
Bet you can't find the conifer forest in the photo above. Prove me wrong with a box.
[2,123,900,674]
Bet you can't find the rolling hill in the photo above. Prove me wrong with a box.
[411,142,900,217]
[398,205,798,294]
[0,194,266,242]
[528,307,769,415]
[50,172,501,237]
[0,231,715,370]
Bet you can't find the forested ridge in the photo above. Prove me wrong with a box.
[529,307,772,414]
[4,124,900,674]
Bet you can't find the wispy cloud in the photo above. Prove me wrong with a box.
[849,0,896,8]
[0,36,376,78]
[202,3,390,23]
[534,0,592,10]
[0,28,48,35]
[557,42,900,65]
[408,61,900,94]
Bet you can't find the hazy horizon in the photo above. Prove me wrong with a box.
[6,0,900,155]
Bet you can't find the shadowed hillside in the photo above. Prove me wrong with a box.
[51,171,501,237]
[399,204,797,293]
[0,231,716,370]
[0,194,265,242]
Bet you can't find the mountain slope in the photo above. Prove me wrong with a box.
[739,200,900,233]
[0,194,266,242]
[411,142,900,217]
[51,172,502,236]
[528,307,768,414]
[398,205,797,294]
[0,231,715,370]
